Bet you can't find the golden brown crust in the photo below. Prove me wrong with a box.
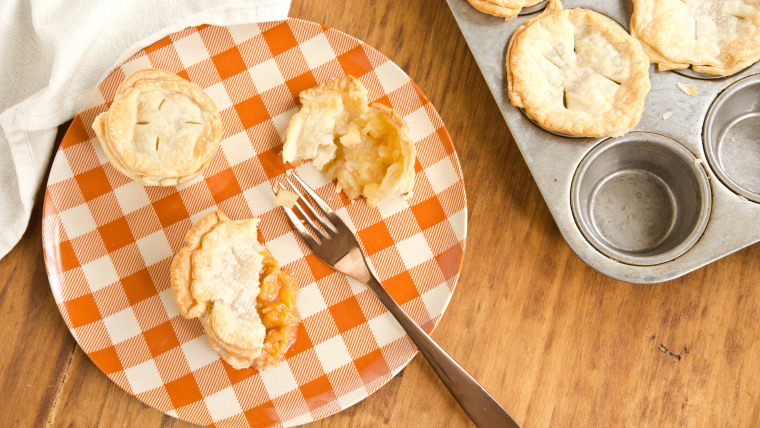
[466,0,544,19]
[201,315,257,368]
[506,0,651,137]
[299,75,369,119]
[170,210,226,319]
[92,69,223,186]
[631,0,760,76]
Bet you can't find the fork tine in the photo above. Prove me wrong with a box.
[288,173,341,224]
[284,176,339,233]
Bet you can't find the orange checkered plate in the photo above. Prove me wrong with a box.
[42,19,466,427]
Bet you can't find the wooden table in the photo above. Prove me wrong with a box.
[3,0,760,426]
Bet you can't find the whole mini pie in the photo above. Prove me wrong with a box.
[466,0,545,20]
[92,69,223,186]
[282,76,416,205]
[631,0,760,76]
[506,0,651,137]
[171,210,299,370]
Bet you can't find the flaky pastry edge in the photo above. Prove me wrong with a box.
[92,68,222,186]
[630,0,760,76]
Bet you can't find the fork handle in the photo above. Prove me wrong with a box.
[364,275,520,428]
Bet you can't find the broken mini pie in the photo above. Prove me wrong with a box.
[506,0,651,137]
[631,0,760,76]
[92,69,223,186]
[282,76,416,206]
[171,210,299,370]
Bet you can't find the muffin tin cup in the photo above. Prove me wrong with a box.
[448,0,760,283]
[703,74,760,203]
[571,133,711,266]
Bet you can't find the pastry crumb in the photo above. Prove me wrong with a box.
[662,111,673,120]
[738,195,748,202]
[275,189,299,209]
[694,159,703,165]
[677,82,698,96]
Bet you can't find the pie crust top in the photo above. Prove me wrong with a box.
[506,0,651,137]
[466,0,545,19]
[282,76,416,205]
[631,0,760,76]
[171,210,299,370]
[92,69,222,186]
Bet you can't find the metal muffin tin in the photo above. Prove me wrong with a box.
[446,0,760,283]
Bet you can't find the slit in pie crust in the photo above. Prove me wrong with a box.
[92,69,223,186]
[506,0,651,137]
[170,210,299,370]
[466,0,545,20]
[631,0,760,76]
[282,76,416,206]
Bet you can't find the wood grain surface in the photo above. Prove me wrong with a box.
[2,0,760,426]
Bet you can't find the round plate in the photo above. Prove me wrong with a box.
[41,19,467,427]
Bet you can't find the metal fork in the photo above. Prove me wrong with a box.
[273,173,520,428]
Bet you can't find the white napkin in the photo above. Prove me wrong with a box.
[0,0,291,259]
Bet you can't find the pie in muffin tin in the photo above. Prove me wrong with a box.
[506,0,650,137]
[631,0,760,76]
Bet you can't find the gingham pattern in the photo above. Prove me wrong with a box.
[42,19,467,427]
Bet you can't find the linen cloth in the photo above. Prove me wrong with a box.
[0,0,291,259]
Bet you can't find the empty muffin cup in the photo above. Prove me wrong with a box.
[703,74,760,203]
[571,132,712,266]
